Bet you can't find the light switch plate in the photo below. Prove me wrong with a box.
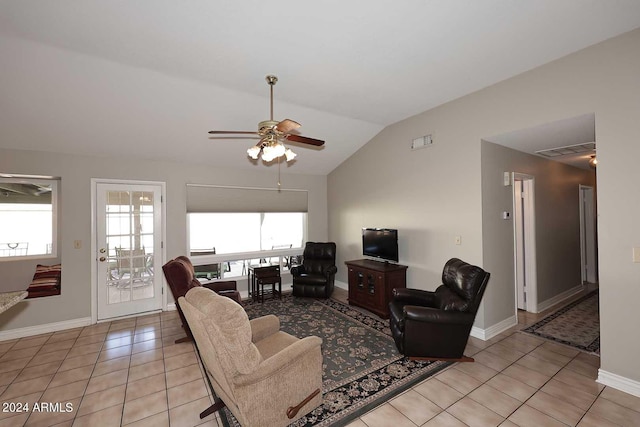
[633,247,640,263]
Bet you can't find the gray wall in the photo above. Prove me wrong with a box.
[480,140,596,327]
[329,28,640,383]
[0,147,327,331]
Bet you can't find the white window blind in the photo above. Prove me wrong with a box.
[186,184,308,213]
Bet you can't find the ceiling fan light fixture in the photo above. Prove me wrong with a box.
[285,148,297,161]
[261,145,275,162]
[272,142,286,158]
[249,138,296,163]
[247,145,260,160]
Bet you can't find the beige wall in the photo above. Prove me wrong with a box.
[480,140,596,327]
[329,28,640,383]
[0,147,327,331]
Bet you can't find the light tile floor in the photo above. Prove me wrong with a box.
[0,287,638,426]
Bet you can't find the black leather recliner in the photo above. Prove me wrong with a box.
[389,258,490,361]
[291,242,337,298]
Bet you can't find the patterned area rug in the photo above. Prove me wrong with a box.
[521,290,599,354]
[219,295,449,427]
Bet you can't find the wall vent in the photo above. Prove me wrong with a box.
[411,134,433,150]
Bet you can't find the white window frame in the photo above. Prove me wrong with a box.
[0,176,59,262]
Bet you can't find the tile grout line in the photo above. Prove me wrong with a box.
[24,329,86,426]
[467,318,604,426]
[499,341,581,425]
[447,327,593,425]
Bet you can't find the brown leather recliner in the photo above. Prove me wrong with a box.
[291,242,337,298]
[162,256,241,343]
[389,258,490,361]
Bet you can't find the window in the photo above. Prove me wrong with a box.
[185,184,308,278]
[187,212,306,278]
[188,212,305,255]
[0,176,59,260]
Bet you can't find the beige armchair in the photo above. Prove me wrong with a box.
[179,287,323,427]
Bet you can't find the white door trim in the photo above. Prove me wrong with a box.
[91,178,167,324]
[512,173,537,313]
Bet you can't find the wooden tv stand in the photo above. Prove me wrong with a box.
[345,259,408,319]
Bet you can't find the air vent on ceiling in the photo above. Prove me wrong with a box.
[535,142,595,158]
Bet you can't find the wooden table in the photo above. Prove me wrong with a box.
[0,291,28,314]
[248,264,281,302]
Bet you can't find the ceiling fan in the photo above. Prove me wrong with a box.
[208,75,325,162]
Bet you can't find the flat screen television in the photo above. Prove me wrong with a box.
[362,228,399,262]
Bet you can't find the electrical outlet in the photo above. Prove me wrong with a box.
[455,236,462,245]
[74,240,82,249]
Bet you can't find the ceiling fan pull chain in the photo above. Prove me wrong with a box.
[277,155,282,190]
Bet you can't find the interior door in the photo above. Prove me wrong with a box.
[96,183,163,320]
[514,180,526,310]
[580,185,598,283]
[513,175,537,312]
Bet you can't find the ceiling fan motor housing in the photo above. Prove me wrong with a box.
[258,120,279,134]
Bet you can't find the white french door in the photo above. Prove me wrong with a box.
[95,182,163,320]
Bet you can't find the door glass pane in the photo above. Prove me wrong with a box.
[105,190,155,304]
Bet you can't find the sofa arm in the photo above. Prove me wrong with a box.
[202,280,237,293]
[404,305,475,325]
[392,288,438,307]
[232,336,323,426]
[250,315,280,343]
[233,335,322,387]
[290,265,305,276]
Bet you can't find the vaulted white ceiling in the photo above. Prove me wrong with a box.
[1,1,639,174]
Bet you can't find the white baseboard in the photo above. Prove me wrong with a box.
[471,315,518,341]
[597,369,640,398]
[166,303,177,311]
[535,284,584,313]
[0,317,93,342]
[335,280,348,290]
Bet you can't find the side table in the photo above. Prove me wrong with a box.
[248,264,281,302]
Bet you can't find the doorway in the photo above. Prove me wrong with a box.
[93,181,165,321]
[513,174,537,312]
[579,185,598,284]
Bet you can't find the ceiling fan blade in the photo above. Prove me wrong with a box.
[208,130,259,135]
[285,134,325,146]
[208,136,261,140]
[276,119,301,133]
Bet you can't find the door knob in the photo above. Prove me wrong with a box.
[99,257,106,262]
[99,248,106,253]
